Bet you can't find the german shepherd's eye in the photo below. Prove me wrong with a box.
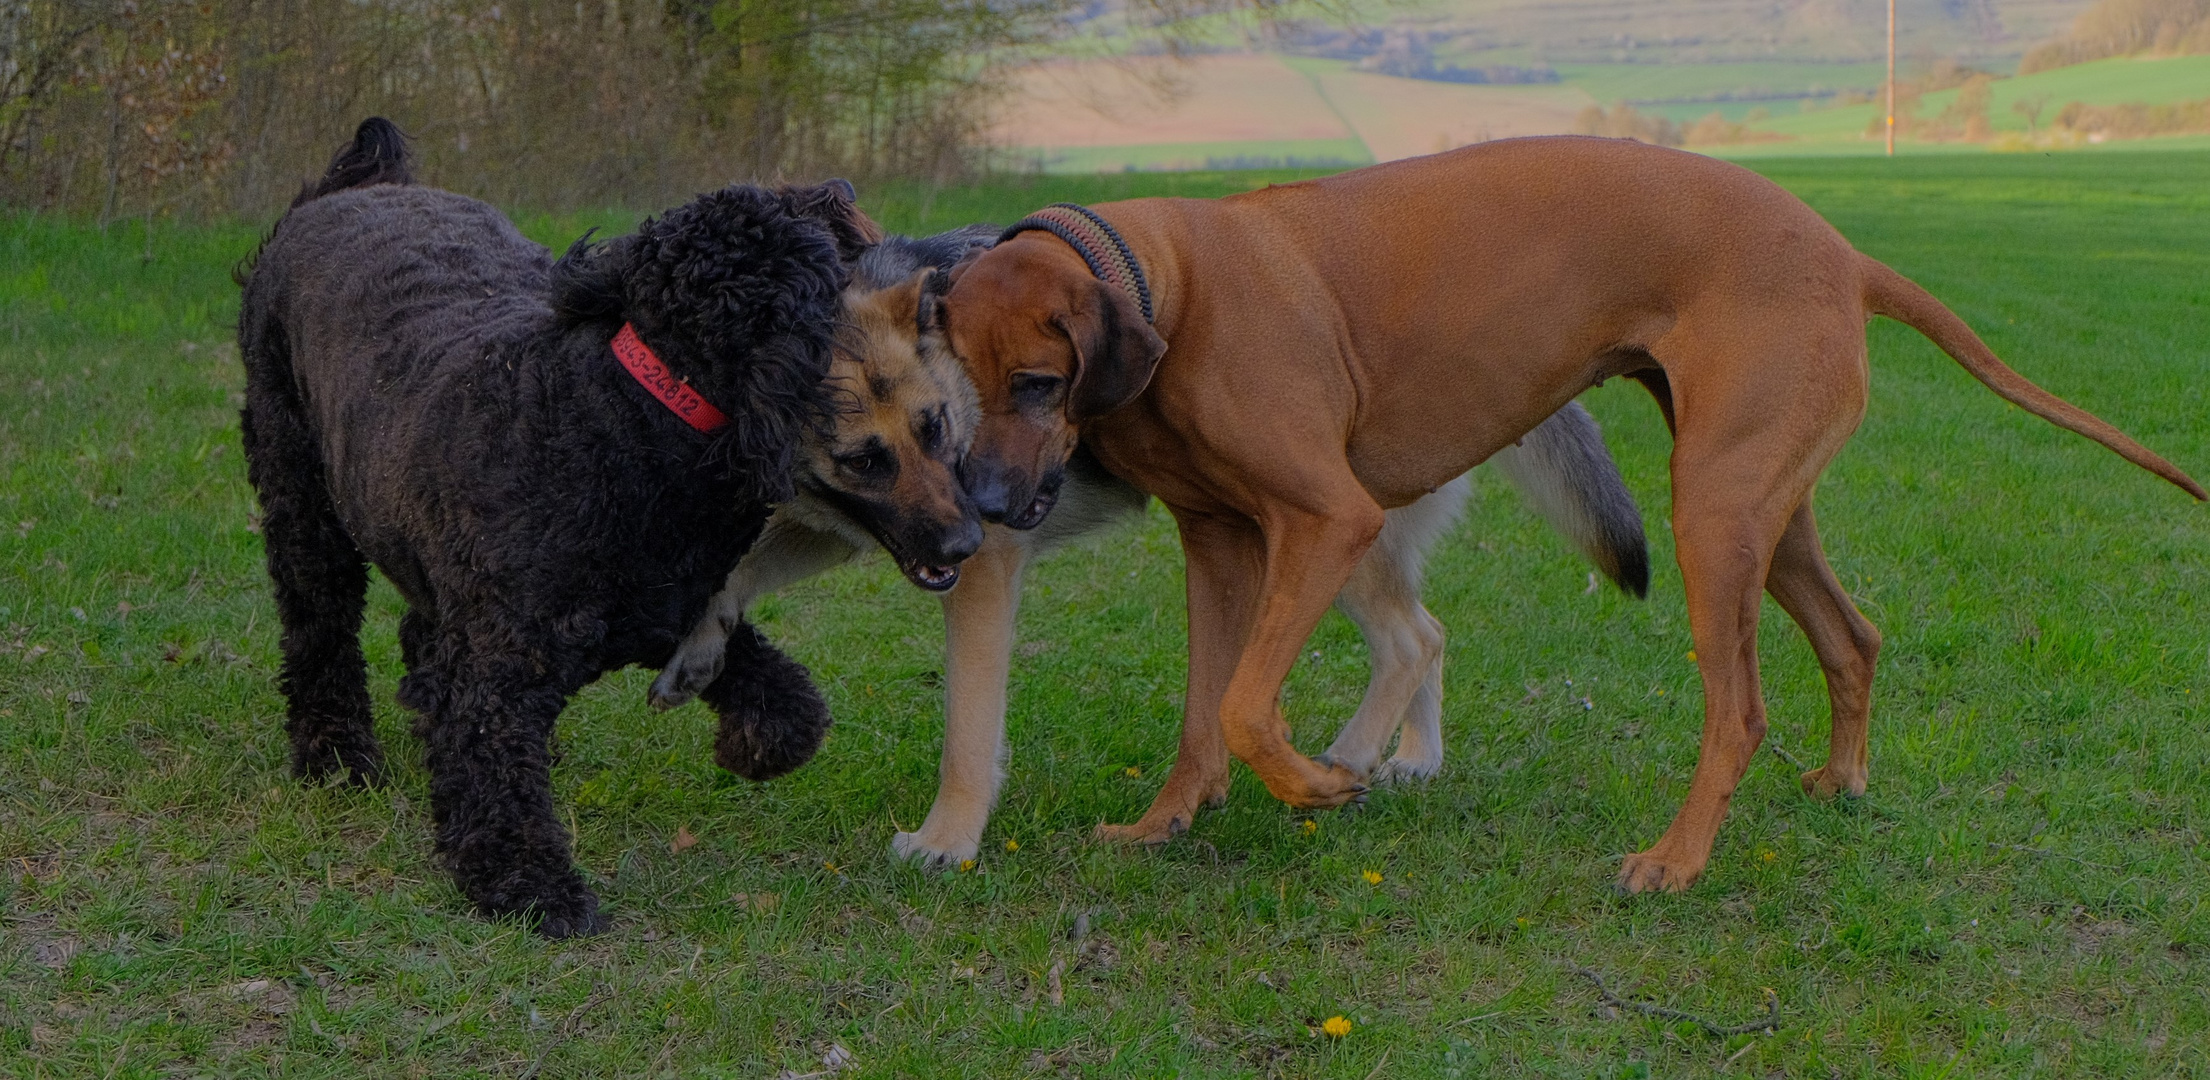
[835,443,895,478]
[1011,372,1065,408]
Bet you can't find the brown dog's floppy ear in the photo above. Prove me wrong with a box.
[941,244,987,288]
[1062,281,1167,422]
[781,178,885,261]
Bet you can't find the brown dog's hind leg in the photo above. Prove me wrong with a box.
[1616,502,1785,893]
[1764,500,1880,799]
[1617,320,1866,894]
[1097,510,1257,845]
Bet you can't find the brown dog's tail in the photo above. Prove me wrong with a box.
[1860,254,2206,500]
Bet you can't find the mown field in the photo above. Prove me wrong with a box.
[4,150,2210,1077]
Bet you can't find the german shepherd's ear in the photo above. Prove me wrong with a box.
[779,178,884,262]
[915,268,952,335]
[1061,280,1166,422]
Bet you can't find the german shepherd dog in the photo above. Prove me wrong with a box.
[650,227,1652,869]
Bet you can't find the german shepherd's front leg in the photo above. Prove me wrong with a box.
[651,513,860,710]
[891,529,1029,869]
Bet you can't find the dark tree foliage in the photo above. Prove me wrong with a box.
[0,0,1067,216]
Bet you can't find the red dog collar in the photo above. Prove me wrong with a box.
[610,323,728,434]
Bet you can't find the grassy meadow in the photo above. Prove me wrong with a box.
[5,151,2210,1076]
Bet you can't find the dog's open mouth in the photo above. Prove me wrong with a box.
[894,554,961,592]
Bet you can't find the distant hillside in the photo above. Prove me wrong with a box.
[990,0,2210,171]
[2020,0,2210,71]
[1272,0,2103,66]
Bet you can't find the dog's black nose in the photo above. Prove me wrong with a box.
[938,518,983,565]
[963,462,1013,523]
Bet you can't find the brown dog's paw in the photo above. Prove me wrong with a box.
[1799,765,1867,801]
[1256,755,1369,810]
[1614,847,1705,894]
[1094,814,1189,848]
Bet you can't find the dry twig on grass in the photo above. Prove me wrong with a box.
[1566,965,1780,1036]
[520,984,618,1079]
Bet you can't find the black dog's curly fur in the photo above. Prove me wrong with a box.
[237,118,863,937]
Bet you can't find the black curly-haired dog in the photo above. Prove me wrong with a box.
[236,118,874,936]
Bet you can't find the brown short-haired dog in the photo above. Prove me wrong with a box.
[937,136,2205,893]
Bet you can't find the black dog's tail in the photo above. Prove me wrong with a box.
[292,117,413,208]
[700,619,832,781]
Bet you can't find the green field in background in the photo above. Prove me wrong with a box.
[1012,139,1376,175]
[1754,54,2210,143]
[4,151,2210,1076]
[1558,60,1891,110]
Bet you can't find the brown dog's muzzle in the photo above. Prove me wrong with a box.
[962,453,1063,530]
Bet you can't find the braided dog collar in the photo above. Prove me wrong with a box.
[998,203,1154,323]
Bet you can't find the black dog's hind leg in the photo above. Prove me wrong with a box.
[395,609,447,724]
[424,636,606,938]
[701,618,831,781]
[240,337,384,785]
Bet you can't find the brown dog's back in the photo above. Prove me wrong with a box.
[1123,138,2203,505]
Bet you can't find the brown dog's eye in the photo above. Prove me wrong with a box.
[1010,373,1065,408]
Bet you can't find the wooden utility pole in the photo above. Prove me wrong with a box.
[1886,0,1897,156]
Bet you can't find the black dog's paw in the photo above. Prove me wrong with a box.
[289,725,388,787]
[701,620,831,781]
[395,668,446,716]
[469,865,608,939]
[530,898,611,940]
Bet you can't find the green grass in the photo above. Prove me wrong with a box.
[4,152,2210,1076]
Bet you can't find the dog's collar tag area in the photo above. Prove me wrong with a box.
[999,204,1154,324]
[610,322,730,434]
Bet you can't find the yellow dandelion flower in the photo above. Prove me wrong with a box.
[1362,870,1383,885]
[1004,839,1019,852]
[1124,766,1142,779]
[1321,1015,1352,1038]
[1302,819,1318,834]
[1760,849,1778,863]
[1686,650,1698,661]
[958,859,976,873]
[823,860,839,873]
